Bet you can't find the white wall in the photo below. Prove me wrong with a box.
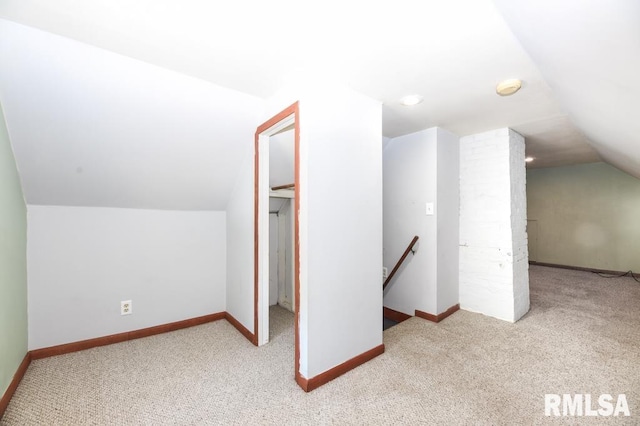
[383,129,438,315]
[27,205,226,349]
[269,129,295,188]
[268,198,295,309]
[281,199,294,311]
[269,212,279,306]
[225,155,255,333]
[264,78,383,379]
[383,127,459,316]
[436,127,460,313]
[509,130,529,320]
[459,128,529,322]
[303,86,383,378]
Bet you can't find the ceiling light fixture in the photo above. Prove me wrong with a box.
[400,95,424,106]
[525,157,534,163]
[496,78,522,96]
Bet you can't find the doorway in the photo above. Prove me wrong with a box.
[269,196,294,312]
[254,102,300,379]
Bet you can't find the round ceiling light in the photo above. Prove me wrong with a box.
[400,94,424,106]
[496,79,522,96]
[525,156,534,163]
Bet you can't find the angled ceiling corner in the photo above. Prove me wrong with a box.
[493,0,640,178]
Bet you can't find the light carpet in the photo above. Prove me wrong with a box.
[2,265,639,425]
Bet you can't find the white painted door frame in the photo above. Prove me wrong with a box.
[256,115,296,346]
[276,200,295,312]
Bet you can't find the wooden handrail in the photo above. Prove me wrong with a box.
[383,236,419,290]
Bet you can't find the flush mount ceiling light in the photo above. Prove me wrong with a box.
[496,78,522,96]
[525,156,535,163]
[400,94,424,106]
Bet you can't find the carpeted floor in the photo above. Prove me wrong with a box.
[2,265,639,425]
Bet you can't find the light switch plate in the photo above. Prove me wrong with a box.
[426,202,434,216]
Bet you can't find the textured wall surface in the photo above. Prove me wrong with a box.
[459,128,529,322]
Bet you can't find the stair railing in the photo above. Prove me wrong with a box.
[383,236,419,290]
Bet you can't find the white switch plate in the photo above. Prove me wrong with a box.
[383,267,388,278]
[425,202,434,216]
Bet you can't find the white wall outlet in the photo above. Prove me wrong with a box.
[121,300,132,315]
[383,267,388,279]
[425,202,434,216]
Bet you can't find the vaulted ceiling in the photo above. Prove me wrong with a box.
[0,0,637,210]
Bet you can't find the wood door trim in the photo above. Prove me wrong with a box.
[296,344,385,392]
[0,353,31,419]
[529,261,628,276]
[254,102,301,385]
[415,303,460,323]
[383,306,412,323]
[29,312,226,360]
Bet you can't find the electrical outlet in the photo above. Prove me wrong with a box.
[121,300,132,315]
[383,267,388,279]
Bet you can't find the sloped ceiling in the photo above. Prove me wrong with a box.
[493,0,640,179]
[0,1,636,210]
[0,20,263,210]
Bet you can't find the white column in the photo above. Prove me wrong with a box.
[459,128,530,322]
